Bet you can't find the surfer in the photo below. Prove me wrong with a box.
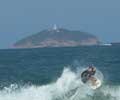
[81,65,96,84]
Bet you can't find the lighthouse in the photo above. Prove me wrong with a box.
[53,24,57,30]
[53,24,59,32]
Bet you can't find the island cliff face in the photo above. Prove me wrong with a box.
[14,28,100,48]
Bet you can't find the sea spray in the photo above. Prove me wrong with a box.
[0,68,119,100]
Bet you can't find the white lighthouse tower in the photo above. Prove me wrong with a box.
[53,24,57,30]
[53,24,59,32]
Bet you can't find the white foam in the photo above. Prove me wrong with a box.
[0,68,119,100]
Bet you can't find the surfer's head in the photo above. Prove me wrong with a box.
[88,65,96,72]
[88,67,92,71]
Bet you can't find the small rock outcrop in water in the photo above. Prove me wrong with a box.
[14,27,100,48]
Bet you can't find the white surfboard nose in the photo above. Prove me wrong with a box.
[89,79,102,90]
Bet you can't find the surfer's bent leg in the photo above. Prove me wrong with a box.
[81,71,90,83]
[82,78,88,83]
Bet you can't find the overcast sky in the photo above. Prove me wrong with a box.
[0,0,120,48]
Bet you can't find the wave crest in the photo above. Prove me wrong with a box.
[0,68,119,100]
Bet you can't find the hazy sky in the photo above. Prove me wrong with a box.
[0,0,120,48]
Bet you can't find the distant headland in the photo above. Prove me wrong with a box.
[13,26,100,48]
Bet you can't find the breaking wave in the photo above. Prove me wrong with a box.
[0,68,119,100]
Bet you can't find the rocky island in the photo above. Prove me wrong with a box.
[13,26,100,48]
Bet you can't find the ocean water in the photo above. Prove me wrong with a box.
[0,46,120,100]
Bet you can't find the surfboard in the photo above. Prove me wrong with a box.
[87,77,102,90]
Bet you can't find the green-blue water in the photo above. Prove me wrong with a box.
[0,46,120,100]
